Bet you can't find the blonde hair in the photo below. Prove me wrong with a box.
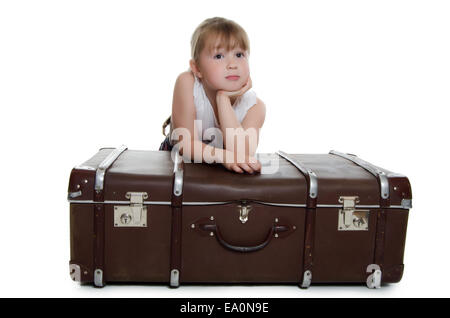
[191,17,250,63]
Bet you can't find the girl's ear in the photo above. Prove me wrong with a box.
[189,59,202,79]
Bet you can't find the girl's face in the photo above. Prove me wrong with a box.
[193,37,250,92]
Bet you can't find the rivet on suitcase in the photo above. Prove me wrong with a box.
[68,146,411,288]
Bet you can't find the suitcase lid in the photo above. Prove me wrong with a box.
[183,152,411,207]
[277,152,412,208]
[68,148,175,203]
[182,153,308,205]
[68,148,411,209]
[68,149,309,205]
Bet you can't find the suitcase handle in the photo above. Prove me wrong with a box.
[199,223,289,253]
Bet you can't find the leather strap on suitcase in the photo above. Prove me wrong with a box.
[170,151,184,287]
[276,151,318,288]
[329,151,390,288]
[92,145,128,287]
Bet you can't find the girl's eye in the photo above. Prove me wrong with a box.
[236,52,245,58]
[214,54,224,59]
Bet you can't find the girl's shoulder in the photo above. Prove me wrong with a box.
[172,70,197,119]
[175,70,196,90]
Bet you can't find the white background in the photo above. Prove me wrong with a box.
[0,0,449,298]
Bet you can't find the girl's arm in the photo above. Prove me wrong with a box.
[171,72,258,174]
[216,81,266,160]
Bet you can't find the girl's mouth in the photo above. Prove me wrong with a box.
[225,76,240,81]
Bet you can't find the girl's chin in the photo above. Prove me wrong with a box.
[221,81,245,91]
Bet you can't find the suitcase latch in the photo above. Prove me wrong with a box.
[338,196,369,231]
[114,192,148,227]
[238,201,252,224]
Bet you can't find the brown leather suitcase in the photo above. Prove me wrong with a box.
[68,146,411,288]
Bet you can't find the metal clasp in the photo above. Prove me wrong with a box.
[69,264,81,282]
[338,196,369,231]
[366,264,382,289]
[238,201,252,224]
[114,192,148,227]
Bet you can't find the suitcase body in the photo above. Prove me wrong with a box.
[68,146,411,288]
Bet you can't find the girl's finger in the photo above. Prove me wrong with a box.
[239,163,254,174]
[249,162,261,172]
[233,165,244,173]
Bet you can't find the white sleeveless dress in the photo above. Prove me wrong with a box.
[193,75,257,149]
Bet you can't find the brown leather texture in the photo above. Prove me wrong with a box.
[181,202,305,283]
[105,150,175,202]
[182,154,308,204]
[68,149,411,285]
[104,205,172,282]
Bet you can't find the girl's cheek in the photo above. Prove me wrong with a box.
[241,60,249,71]
[241,64,250,78]
[242,74,249,85]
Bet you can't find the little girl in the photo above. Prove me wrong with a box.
[159,17,266,174]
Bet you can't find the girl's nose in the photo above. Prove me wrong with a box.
[227,56,238,69]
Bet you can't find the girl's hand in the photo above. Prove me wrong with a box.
[217,76,252,100]
[221,150,261,174]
